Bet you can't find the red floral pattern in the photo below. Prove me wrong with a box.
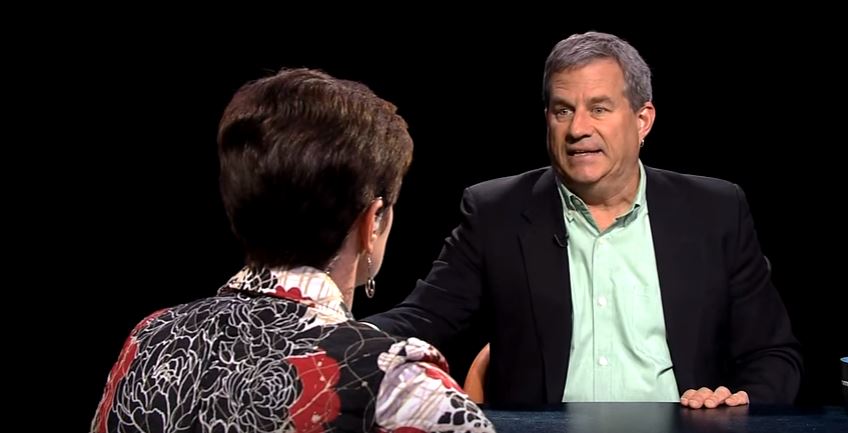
[92,267,494,432]
[286,352,341,432]
[422,362,462,391]
[93,309,168,433]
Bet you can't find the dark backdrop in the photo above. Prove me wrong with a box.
[65,19,846,429]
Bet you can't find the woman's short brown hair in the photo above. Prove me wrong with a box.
[218,68,413,269]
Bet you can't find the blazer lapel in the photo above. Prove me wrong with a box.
[518,168,573,403]
[646,167,705,392]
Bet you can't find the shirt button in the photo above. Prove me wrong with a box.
[599,356,609,366]
[598,296,608,307]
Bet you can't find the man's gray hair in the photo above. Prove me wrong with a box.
[543,31,652,112]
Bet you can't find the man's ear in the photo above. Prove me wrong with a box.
[637,101,656,142]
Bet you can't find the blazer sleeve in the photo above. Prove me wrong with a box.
[727,184,802,403]
[365,187,486,349]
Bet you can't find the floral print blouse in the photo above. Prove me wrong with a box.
[92,266,495,433]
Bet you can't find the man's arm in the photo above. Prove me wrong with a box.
[726,184,802,402]
[682,185,802,408]
[365,188,486,349]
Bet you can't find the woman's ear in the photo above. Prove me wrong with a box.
[358,197,385,252]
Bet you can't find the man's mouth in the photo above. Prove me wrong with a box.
[567,149,602,156]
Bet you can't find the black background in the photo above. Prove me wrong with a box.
[48,16,846,428]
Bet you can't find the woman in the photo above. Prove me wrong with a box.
[92,68,495,433]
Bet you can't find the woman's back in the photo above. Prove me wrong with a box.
[92,267,494,432]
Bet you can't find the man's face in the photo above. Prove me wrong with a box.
[546,58,653,190]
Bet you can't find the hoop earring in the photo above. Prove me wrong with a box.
[365,255,376,298]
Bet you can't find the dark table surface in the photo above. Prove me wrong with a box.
[482,403,847,433]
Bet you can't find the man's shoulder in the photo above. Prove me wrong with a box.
[646,166,740,200]
[469,167,549,190]
[465,167,552,204]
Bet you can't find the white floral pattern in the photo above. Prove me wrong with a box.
[92,267,495,433]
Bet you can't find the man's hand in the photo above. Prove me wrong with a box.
[680,386,749,409]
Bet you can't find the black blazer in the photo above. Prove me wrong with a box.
[367,166,802,406]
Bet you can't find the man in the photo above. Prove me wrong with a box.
[367,31,802,409]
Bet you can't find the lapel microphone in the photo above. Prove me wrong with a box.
[553,232,569,248]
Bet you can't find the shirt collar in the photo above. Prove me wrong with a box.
[557,160,648,224]
[219,265,353,320]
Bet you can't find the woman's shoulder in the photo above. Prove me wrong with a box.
[329,323,450,368]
